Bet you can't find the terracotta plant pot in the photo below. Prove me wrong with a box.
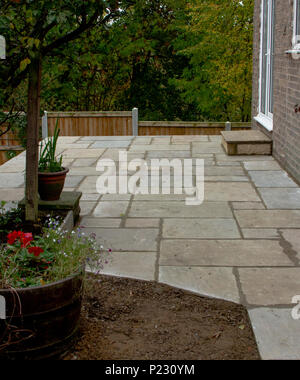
[0,271,84,360]
[38,167,69,201]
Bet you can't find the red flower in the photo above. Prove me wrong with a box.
[7,231,33,248]
[21,233,33,248]
[7,231,19,245]
[28,246,44,257]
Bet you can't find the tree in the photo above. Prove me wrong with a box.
[0,0,127,222]
[39,0,191,120]
[173,0,254,121]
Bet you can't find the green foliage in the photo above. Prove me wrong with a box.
[1,0,254,123]
[172,0,254,122]
[9,114,27,147]
[39,0,192,120]
[38,120,63,172]
[0,0,128,113]
[0,201,23,237]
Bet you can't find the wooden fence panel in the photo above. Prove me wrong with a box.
[138,121,252,136]
[47,112,133,136]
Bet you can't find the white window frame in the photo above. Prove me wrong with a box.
[286,0,300,56]
[293,0,300,48]
[255,0,274,132]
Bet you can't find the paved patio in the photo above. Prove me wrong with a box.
[1,134,300,360]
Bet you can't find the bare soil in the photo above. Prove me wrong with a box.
[64,274,260,360]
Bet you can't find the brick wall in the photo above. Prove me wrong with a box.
[252,0,300,183]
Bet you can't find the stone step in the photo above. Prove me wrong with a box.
[221,130,272,156]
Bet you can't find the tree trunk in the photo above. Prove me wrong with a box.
[25,58,41,222]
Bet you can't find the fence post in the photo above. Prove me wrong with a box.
[225,121,231,131]
[132,108,138,136]
[42,111,48,139]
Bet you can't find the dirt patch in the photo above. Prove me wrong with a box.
[64,274,260,360]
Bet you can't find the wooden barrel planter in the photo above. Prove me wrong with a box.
[0,271,84,360]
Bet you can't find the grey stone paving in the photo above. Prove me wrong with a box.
[258,188,300,209]
[249,171,298,187]
[2,135,300,360]
[248,308,300,360]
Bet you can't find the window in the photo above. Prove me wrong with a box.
[255,0,275,131]
[294,0,300,46]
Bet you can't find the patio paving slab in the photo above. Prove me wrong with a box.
[0,160,25,172]
[0,173,24,188]
[192,142,224,154]
[133,193,187,201]
[205,166,245,176]
[79,201,96,216]
[132,137,152,144]
[248,308,300,360]
[159,266,240,303]
[249,171,298,188]
[204,182,260,202]
[93,201,129,217]
[80,193,101,201]
[241,228,280,239]
[57,137,81,143]
[216,154,274,162]
[244,161,282,171]
[84,228,159,251]
[64,175,84,187]
[80,217,121,228]
[100,150,145,161]
[101,194,131,201]
[280,229,300,261]
[125,218,160,228]
[130,144,190,152]
[69,167,100,176]
[160,239,291,266]
[238,268,300,305]
[258,188,300,209]
[57,143,91,150]
[77,176,98,193]
[234,210,300,228]
[71,158,97,167]
[172,136,209,143]
[216,161,241,166]
[90,140,132,148]
[163,218,241,239]
[63,148,105,158]
[81,136,133,141]
[130,201,233,218]
[146,151,191,159]
[0,188,25,201]
[152,137,171,144]
[205,176,248,182]
[100,251,156,281]
[232,201,265,210]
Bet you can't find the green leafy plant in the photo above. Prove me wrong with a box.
[0,217,111,289]
[38,119,63,173]
[0,201,23,237]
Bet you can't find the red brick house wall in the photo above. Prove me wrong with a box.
[252,0,300,183]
